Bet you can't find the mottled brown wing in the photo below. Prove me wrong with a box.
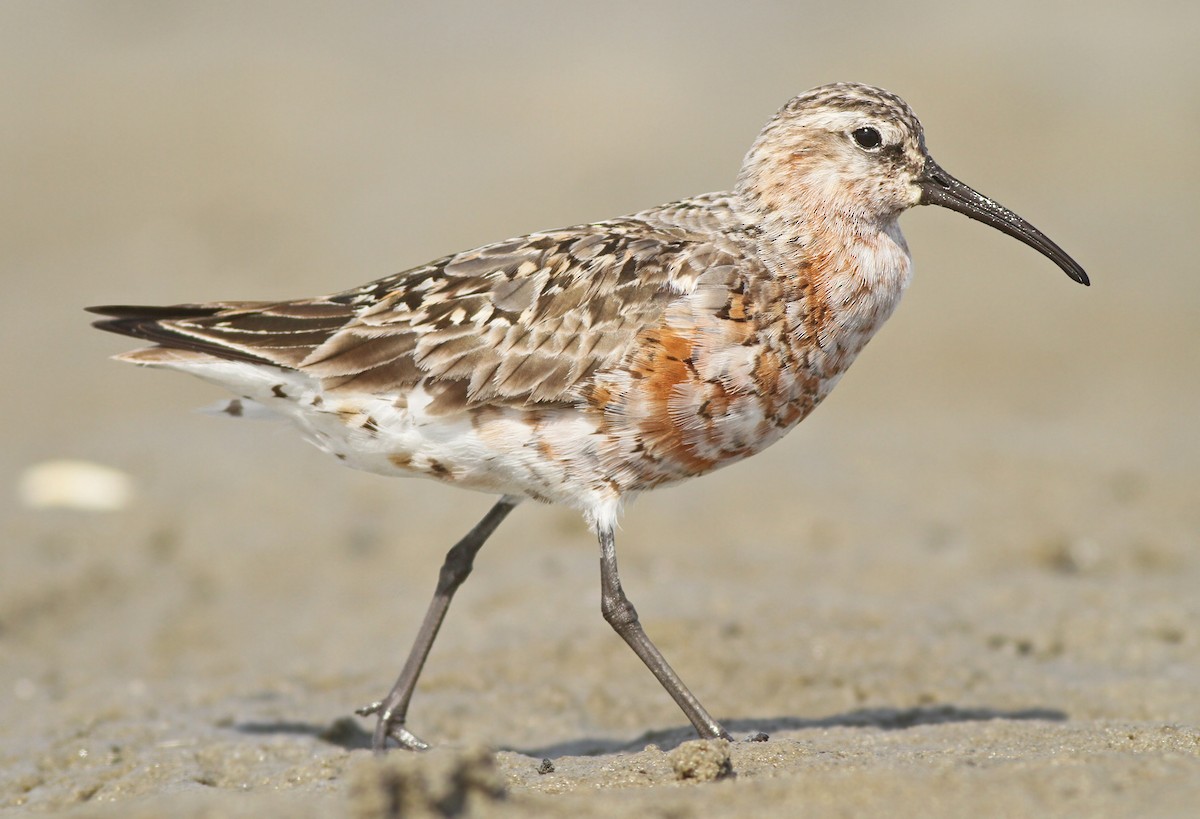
[92,200,752,410]
[304,217,726,406]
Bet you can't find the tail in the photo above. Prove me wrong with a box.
[87,303,319,416]
[87,303,277,365]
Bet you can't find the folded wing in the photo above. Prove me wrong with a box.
[89,207,745,410]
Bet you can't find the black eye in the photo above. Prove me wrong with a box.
[851,126,882,150]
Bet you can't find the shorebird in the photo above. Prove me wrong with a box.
[89,83,1088,752]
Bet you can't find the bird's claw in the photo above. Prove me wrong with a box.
[354,700,384,717]
[381,723,431,753]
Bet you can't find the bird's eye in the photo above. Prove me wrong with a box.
[851,126,883,150]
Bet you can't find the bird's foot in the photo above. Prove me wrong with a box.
[355,700,431,753]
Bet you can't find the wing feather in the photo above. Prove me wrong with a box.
[89,194,757,410]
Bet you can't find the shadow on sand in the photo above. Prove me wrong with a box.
[233,703,1066,756]
[515,705,1067,758]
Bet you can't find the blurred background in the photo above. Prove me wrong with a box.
[2,0,1198,802]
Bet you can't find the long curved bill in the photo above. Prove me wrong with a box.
[918,157,1089,286]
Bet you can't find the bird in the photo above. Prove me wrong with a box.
[89,82,1089,753]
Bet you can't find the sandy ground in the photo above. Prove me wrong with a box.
[3,3,1198,817]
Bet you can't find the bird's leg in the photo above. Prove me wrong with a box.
[357,495,521,753]
[597,525,732,741]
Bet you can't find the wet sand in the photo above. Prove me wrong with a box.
[3,3,1198,816]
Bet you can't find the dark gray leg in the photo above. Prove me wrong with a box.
[598,525,732,741]
[357,495,520,753]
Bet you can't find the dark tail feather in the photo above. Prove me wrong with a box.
[87,303,222,345]
[86,304,227,320]
[86,304,278,365]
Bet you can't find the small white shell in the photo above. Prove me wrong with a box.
[18,459,136,512]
